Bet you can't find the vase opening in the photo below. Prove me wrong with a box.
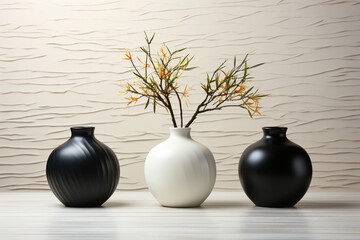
[262,127,287,138]
[71,126,95,137]
[169,127,191,138]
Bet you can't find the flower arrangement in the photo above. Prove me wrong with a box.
[121,33,267,128]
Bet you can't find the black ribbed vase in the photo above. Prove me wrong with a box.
[239,127,312,208]
[46,127,120,207]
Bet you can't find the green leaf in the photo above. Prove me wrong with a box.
[166,46,172,55]
[187,55,194,63]
[172,48,186,55]
[246,108,253,118]
[180,54,190,65]
[237,54,248,69]
[243,60,248,80]
[126,83,136,92]
[133,72,147,82]
[243,86,254,97]
[184,66,197,71]
[145,98,150,109]
[144,32,155,44]
[201,84,207,93]
[248,62,265,69]
[140,47,149,55]
[133,72,141,78]
[149,33,155,43]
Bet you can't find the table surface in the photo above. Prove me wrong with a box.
[0,191,359,240]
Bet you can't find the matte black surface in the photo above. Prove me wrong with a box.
[239,127,312,207]
[46,127,120,207]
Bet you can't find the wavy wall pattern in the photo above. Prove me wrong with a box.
[0,0,359,191]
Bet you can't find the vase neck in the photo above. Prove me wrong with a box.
[169,128,191,139]
[71,126,95,137]
[262,127,288,141]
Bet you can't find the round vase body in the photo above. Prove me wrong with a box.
[145,128,216,208]
[46,127,120,207]
[239,127,312,207]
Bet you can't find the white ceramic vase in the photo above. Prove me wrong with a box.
[145,128,216,207]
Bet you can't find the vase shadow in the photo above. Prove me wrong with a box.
[103,201,131,208]
[53,200,130,208]
[201,200,250,209]
[202,200,360,210]
[296,201,360,209]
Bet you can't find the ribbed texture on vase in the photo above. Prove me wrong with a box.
[46,128,120,207]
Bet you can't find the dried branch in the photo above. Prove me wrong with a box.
[122,32,267,128]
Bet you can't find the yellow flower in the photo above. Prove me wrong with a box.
[160,45,167,58]
[234,85,246,93]
[123,48,132,61]
[249,97,262,116]
[137,57,150,69]
[181,85,190,99]
[252,105,262,116]
[125,96,139,106]
[118,84,129,94]
[159,69,165,79]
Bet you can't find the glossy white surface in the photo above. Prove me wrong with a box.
[0,191,359,240]
[145,128,216,207]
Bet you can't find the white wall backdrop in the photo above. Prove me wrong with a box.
[0,0,359,191]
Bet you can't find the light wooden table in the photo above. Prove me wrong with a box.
[0,191,359,239]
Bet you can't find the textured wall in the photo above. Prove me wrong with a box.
[0,0,359,191]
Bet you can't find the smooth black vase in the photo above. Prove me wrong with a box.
[46,127,120,207]
[239,127,312,207]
